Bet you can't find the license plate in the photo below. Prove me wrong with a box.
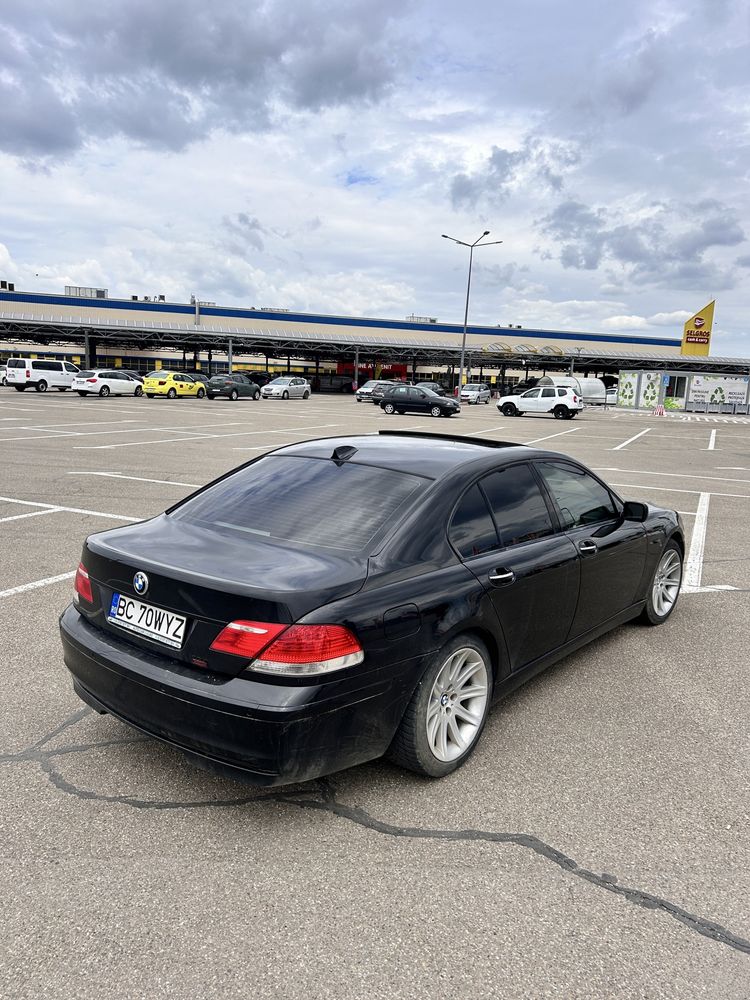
[108,593,186,648]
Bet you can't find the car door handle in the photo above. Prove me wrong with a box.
[489,568,515,585]
[578,540,597,555]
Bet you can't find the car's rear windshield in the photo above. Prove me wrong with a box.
[170,455,430,552]
[76,370,95,377]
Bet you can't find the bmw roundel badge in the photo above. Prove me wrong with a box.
[133,571,149,596]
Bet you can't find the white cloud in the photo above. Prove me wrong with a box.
[602,315,650,331]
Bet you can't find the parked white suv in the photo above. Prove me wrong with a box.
[459,383,491,405]
[497,385,583,419]
[5,357,80,392]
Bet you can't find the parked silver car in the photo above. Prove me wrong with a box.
[355,379,398,403]
[261,377,311,400]
[459,383,491,405]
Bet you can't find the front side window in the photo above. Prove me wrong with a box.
[522,388,541,398]
[448,484,500,559]
[536,462,618,529]
[64,362,78,372]
[480,466,554,547]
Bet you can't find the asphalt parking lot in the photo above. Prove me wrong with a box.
[2,388,749,999]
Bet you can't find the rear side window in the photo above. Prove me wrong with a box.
[171,456,429,553]
[8,359,25,368]
[449,484,500,559]
[536,462,618,529]
[480,467,554,547]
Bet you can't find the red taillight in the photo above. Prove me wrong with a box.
[25,369,30,377]
[573,395,578,402]
[86,377,98,383]
[210,620,364,676]
[210,620,286,658]
[74,563,93,603]
[158,380,166,386]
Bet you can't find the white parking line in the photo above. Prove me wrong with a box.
[684,493,709,588]
[0,496,138,521]
[679,493,737,593]
[594,468,750,486]
[467,425,513,436]
[0,508,63,524]
[608,482,750,499]
[524,428,581,445]
[76,422,341,450]
[67,472,202,488]
[706,430,717,451]
[611,428,652,451]
[0,571,76,600]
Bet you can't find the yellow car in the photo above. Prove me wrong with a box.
[142,371,206,399]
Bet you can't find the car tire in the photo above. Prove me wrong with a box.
[58,387,68,392]
[389,634,493,778]
[14,386,26,391]
[99,385,110,397]
[383,402,396,414]
[197,388,205,399]
[230,389,239,401]
[36,380,48,393]
[640,540,683,626]
[167,388,177,399]
[146,393,154,398]
[569,411,578,418]
[303,390,310,399]
[77,391,87,397]
[134,385,143,397]
[553,405,569,419]
[253,390,260,400]
[430,405,442,417]
[501,402,517,416]
[282,391,289,400]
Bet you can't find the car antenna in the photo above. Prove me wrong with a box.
[331,445,358,466]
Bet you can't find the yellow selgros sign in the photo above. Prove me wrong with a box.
[681,300,715,356]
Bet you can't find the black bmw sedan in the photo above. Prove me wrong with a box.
[60,432,684,786]
[380,385,460,417]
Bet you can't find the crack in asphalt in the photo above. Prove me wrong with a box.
[3,709,749,956]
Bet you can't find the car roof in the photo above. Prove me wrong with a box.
[271,431,554,479]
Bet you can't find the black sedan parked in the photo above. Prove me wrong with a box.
[381,385,460,417]
[206,373,261,401]
[59,432,684,786]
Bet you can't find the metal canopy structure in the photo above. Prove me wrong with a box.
[1,308,749,375]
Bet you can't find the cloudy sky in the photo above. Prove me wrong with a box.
[1,0,749,355]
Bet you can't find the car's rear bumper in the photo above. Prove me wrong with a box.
[59,605,418,786]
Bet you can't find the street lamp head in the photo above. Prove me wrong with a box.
[483,230,490,236]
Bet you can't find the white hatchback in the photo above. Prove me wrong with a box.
[72,370,144,397]
[497,386,583,419]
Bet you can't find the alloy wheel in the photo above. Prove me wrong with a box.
[652,549,682,617]
[426,647,489,762]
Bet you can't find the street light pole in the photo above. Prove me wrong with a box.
[442,231,502,401]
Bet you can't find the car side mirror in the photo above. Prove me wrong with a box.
[623,500,648,522]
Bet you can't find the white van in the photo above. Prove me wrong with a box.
[537,375,606,405]
[5,357,80,392]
